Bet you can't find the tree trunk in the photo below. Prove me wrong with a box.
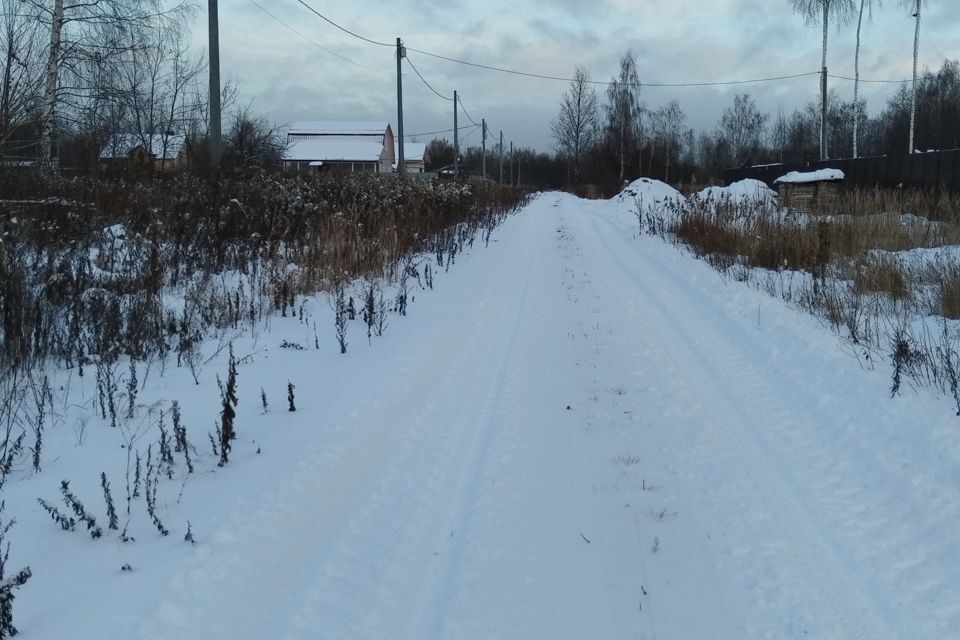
[820,10,829,161]
[853,0,866,158]
[41,0,64,167]
[0,39,12,144]
[908,0,920,154]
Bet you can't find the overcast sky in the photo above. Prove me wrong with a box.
[196,0,959,151]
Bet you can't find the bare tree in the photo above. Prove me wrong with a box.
[717,93,768,167]
[853,0,880,157]
[605,50,641,182]
[223,105,284,169]
[771,106,788,162]
[111,7,201,166]
[25,0,186,166]
[550,66,599,184]
[789,0,856,160]
[651,101,685,184]
[0,0,43,154]
[904,0,932,153]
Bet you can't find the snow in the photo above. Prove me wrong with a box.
[694,178,778,206]
[402,142,428,161]
[287,121,389,136]
[5,189,960,639]
[612,177,686,218]
[774,168,845,184]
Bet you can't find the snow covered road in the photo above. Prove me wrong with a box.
[21,192,959,639]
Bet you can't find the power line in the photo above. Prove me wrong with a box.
[405,55,453,101]
[404,124,480,139]
[405,46,821,88]
[457,95,480,127]
[250,0,391,76]
[291,5,829,90]
[293,0,393,47]
[829,73,924,85]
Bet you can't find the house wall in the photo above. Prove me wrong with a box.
[380,125,396,173]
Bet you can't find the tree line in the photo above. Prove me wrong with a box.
[0,0,282,171]
[550,51,960,193]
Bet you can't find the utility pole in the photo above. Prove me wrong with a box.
[908,0,921,154]
[453,90,459,179]
[396,38,405,176]
[481,119,487,179]
[499,130,503,184]
[820,65,827,161]
[208,0,222,172]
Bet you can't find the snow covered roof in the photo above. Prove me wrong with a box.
[696,179,778,206]
[99,133,187,160]
[283,138,383,162]
[402,143,428,162]
[774,169,845,185]
[288,121,389,136]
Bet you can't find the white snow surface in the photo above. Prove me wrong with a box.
[614,177,685,211]
[694,178,778,207]
[774,168,845,184]
[7,191,960,639]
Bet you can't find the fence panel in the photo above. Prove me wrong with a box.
[726,149,960,193]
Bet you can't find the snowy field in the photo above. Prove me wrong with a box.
[5,188,960,639]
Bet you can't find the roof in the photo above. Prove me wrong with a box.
[283,138,384,162]
[402,142,428,161]
[288,121,389,136]
[100,134,186,160]
[774,169,845,185]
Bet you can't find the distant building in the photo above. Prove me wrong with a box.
[283,121,395,173]
[99,133,189,170]
[400,142,429,173]
[774,169,845,213]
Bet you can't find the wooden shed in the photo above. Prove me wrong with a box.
[774,169,845,213]
[99,133,190,171]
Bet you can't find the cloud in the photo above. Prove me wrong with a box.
[197,0,959,151]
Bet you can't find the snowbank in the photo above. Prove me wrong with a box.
[774,169,845,184]
[694,179,778,207]
[613,178,686,215]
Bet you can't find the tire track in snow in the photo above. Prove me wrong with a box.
[578,211,901,639]
[596,211,960,637]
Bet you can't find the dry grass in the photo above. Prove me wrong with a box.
[0,170,528,368]
[853,255,911,299]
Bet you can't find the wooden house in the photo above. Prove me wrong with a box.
[774,169,845,213]
[99,133,190,171]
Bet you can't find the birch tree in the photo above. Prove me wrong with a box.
[550,66,599,184]
[789,0,856,160]
[0,0,43,152]
[605,50,641,183]
[904,0,933,153]
[853,0,880,158]
[24,0,181,166]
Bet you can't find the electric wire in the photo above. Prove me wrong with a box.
[457,95,480,127]
[404,46,822,88]
[404,124,480,139]
[291,4,825,89]
[293,0,393,47]
[249,0,391,76]
[405,55,453,101]
[829,73,929,85]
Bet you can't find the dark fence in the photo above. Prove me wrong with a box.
[726,149,960,193]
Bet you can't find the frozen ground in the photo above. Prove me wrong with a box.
[6,190,960,639]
